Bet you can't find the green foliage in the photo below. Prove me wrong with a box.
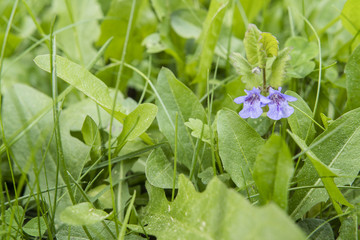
[297,219,334,240]
[230,52,262,88]
[156,68,207,169]
[244,24,262,66]
[286,90,316,144]
[345,44,360,110]
[22,217,47,237]
[130,175,305,240]
[268,47,291,87]
[60,202,109,226]
[341,0,360,49]
[184,118,211,144]
[217,109,264,189]
[253,135,294,210]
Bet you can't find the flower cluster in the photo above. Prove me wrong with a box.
[234,87,297,120]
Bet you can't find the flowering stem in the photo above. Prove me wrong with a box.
[262,68,266,93]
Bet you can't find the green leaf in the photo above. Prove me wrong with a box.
[217,109,265,189]
[285,37,317,78]
[156,68,207,169]
[337,212,359,240]
[244,24,262,66]
[345,44,360,110]
[341,0,360,47]
[150,0,193,20]
[257,32,278,68]
[60,202,109,226]
[253,135,294,210]
[230,52,262,88]
[146,148,177,189]
[34,55,125,120]
[320,113,333,129]
[193,0,229,95]
[81,115,101,159]
[3,84,89,218]
[56,220,116,239]
[130,175,305,240]
[184,118,211,144]
[288,127,355,220]
[170,9,206,39]
[268,47,291,88]
[297,219,334,240]
[117,103,158,146]
[53,0,103,64]
[259,32,279,57]
[22,217,47,237]
[286,90,316,144]
[4,206,25,227]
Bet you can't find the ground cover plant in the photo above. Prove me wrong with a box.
[1,0,360,239]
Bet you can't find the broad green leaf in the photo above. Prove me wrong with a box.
[259,32,279,57]
[81,115,101,159]
[23,217,47,237]
[146,148,178,189]
[244,24,262,66]
[3,84,89,219]
[286,90,316,144]
[117,103,158,146]
[34,55,152,144]
[253,135,294,210]
[184,118,211,144]
[142,33,167,53]
[345,44,360,110]
[150,0,193,20]
[82,116,101,147]
[289,123,357,220]
[34,55,125,120]
[56,220,117,239]
[87,184,113,209]
[297,219,334,240]
[193,0,229,95]
[247,116,273,136]
[156,68,207,169]
[230,52,262,88]
[0,33,21,57]
[217,109,265,189]
[4,206,25,226]
[285,37,317,78]
[52,0,102,64]
[268,47,291,88]
[60,202,109,226]
[130,175,305,240]
[337,212,358,240]
[170,9,206,39]
[257,32,278,68]
[341,0,360,48]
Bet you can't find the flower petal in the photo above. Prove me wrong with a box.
[234,96,247,104]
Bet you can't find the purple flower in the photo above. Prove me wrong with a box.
[234,87,271,119]
[266,87,297,120]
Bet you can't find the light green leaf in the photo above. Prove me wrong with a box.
[337,212,358,240]
[253,135,294,210]
[341,0,360,48]
[130,175,305,240]
[193,0,229,95]
[146,148,177,189]
[230,52,262,88]
[217,109,265,189]
[34,55,125,120]
[117,103,158,146]
[81,115,101,159]
[170,9,206,39]
[156,68,207,169]
[60,202,109,226]
[345,44,360,110]
[260,32,279,57]
[4,206,25,227]
[184,118,211,144]
[297,219,334,240]
[289,126,356,220]
[56,220,116,239]
[286,90,316,144]
[3,84,89,219]
[268,47,291,88]
[285,37,317,78]
[23,217,47,237]
[87,184,113,209]
[150,0,193,20]
[52,0,103,64]
[244,24,262,66]
[142,33,167,53]
[320,113,333,129]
